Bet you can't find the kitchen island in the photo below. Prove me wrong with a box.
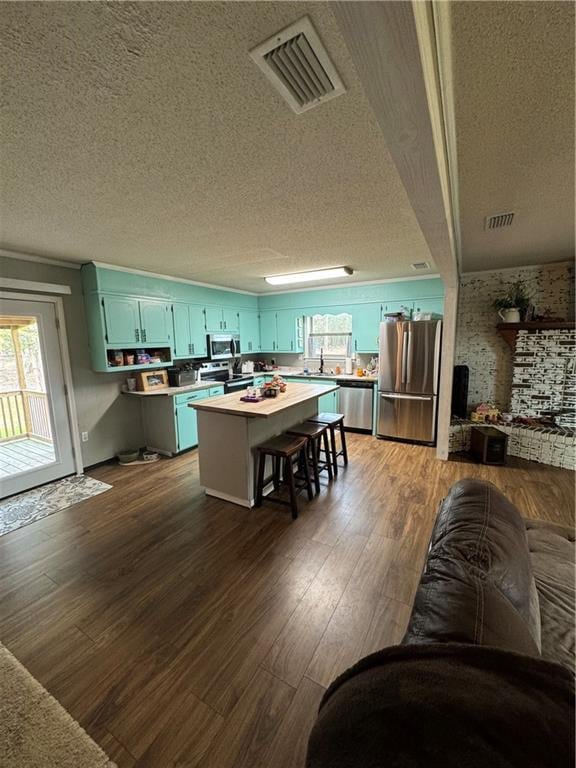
[191,382,339,507]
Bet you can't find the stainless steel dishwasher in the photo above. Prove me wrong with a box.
[338,380,374,433]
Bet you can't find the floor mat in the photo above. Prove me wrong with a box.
[0,475,112,537]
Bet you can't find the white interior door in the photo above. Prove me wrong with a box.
[0,298,76,498]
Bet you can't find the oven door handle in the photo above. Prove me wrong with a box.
[230,338,236,357]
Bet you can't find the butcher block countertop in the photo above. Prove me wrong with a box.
[191,382,338,419]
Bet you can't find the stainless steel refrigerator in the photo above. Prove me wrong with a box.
[377,320,442,444]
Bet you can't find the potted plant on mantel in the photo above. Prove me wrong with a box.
[492,280,532,323]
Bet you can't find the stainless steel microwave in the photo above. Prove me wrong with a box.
[207,333,241,360]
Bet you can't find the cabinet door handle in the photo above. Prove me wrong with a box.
[191,343,195,354]
[142,329,147,342]
[355,339,357,351]
[135,328,140,342]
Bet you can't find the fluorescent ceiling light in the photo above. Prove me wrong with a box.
[265,267,353,286]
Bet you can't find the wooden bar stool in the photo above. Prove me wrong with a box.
[255,434,313,519]
[287,421,333,495]
[307,412,349,477]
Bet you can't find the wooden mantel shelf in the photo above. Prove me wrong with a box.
[497,321,575,349]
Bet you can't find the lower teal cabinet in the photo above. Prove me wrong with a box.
[307,378,339,412]
[176,402,198,451]
[140,387,217,455]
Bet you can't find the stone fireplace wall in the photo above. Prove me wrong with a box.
[510,328,575,427]
[455,263,574,410]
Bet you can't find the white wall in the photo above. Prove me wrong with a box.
[455,263,574,409]
[0,256,144,466]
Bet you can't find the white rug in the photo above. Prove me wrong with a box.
[0,475,112,537]
[0,642,117,768]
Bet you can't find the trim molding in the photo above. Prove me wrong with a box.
[0,276,72,295]
[0,248,82,270]
[89,261,258,296]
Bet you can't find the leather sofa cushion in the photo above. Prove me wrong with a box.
[525,519,575,670]
[403,479,541,655]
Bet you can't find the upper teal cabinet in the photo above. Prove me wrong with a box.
[259,310,303,353]
[351,303,381,354]
[102,296,170,346]
[414,297,444,315]
[222,308,240,332]
[204,306,240,332]
[239,310,260,353]
[190,306,208,356]
[259,311,278,352]
[172,304,208,358]
[102,296,141,345]
[139,300,171,344]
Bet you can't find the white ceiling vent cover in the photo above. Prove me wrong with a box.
[249,16,346,114]
[484,212,515,231]
[411,261,430,271]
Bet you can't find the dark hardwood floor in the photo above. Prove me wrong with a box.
[1,435,574,767]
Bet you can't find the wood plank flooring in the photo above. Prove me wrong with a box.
[1,435,574,767]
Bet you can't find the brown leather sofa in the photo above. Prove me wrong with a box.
[307,479,575,768]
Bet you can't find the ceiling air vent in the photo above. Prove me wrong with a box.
[411,262,430,271]
[484,212,515,231]
[249,16,346,114]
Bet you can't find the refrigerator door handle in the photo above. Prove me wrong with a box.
[406,331,413,384]
[401,331,408,384]
[380,393,433,401]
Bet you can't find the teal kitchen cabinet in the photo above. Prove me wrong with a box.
[382,300,414,317]
[259,311,303,353]
[172,304,208,358]
[141,386,220,455]
[204,306,223,331]
[204,307,240,332]
[172,303,191,357]
[414,297,444,316]
[222,308,240,332]
[308,378,339,412]
[276,310,304,353]
[102,296,141,345]
[351,304,381,354]
[102,296,170,346]
[175,401,199,451]
[259,311,278,352]
[139,300,171,344]
[239,310,261,353]
[189,306,208,357]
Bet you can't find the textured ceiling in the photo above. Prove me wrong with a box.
[0,2,434,293]
[450,1,575,271]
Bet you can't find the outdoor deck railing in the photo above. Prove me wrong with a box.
[0,390,51,442]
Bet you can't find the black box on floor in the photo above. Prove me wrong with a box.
[470,426,508,465]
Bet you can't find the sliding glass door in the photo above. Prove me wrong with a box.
[0,298,76,499]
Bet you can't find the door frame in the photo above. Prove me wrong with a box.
[0,291,83,476]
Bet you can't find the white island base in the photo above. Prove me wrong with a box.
[192,383,339,508]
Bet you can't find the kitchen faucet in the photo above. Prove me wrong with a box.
[319,347,324,374]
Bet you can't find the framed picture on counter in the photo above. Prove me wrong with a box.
[135,369,169,391]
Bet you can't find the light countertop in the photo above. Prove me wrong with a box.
[257,370,378,383]
[191,382,339,418]
[122,382,221,397]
